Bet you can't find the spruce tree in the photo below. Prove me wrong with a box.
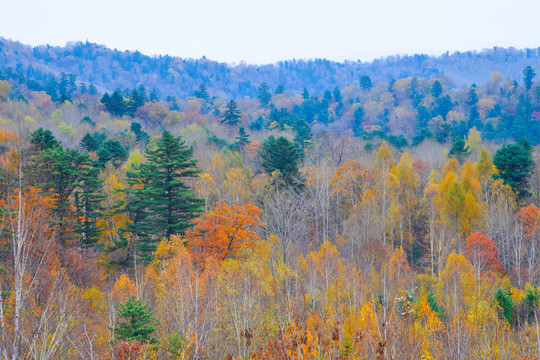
[113,295,158,343]
[221,100,242,126]
[120,131,203,262]
[235,126,250,148]
[257,82,272,107]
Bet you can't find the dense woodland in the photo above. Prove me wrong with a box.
[0,39,540,359]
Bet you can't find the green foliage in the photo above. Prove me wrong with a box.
[194,84,209,101]
[79,131,107,152]
[31,128,59,151]
[431,80,442,98]
[221,100,242,126]
[495,288,514,326]
[260,136,303,188]
[130,122,150,144]
[102,90,128,117]
[257,82,272,107]
[492,139,534,199]
[120,131,204,262]
[448,137,470,165]
[113,295,158,343]
[36,146,102,245]
[164,333,190,358]
[386,134,408,149]
[360,75,372,89]
[234,126,250,149]
[523,66,536,91]
[427,292,445,320]
[96,140,129,168]
[74,164,105,247]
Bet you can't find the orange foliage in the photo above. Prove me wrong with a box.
[463,231,504,277]
[187,201,263,267]
[517,204,539,238]
[112,341,143,360]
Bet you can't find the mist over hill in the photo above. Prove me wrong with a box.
[1,37,539,99]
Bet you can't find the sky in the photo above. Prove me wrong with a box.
[1,0,539,64]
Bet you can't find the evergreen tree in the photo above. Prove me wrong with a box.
[113,295,158,343]
[302,88,309,99]
[57,93,70,104]
[466,84,481,128]
[294,119,312,153]
[120,131,203,262]
[104,90,127,117]
[37,147,95,245]
[194,84,209,101]
[360,75,373,90]
[352,106,365,136]
[493,140,534,200]
[416,106,431,128]
[523,66,536,91]
[221,100,242,126]
[448,137,471,164]
[333,86,342,104]
[30,128,59,151]
[260,136,303,188]
[274,85,285,94]
[257,82,272,107]
[130,122,150,144]
[431,80,442,98]
[96,140,129,168]
[74,163,105,247]
[79,132,106,152]
[235,126,250,148]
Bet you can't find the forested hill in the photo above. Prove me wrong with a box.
[1,37,540,98]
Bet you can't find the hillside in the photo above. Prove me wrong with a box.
[1,37,540,99]
[0,36,540,358]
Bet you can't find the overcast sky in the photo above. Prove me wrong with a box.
[1,0,538,64]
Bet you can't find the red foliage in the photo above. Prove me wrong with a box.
[463,231,504,276]
[113,341,143,360]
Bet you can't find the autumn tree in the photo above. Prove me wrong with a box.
[187,201,262,266]
[463,231,504,282]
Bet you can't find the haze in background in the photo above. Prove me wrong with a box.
[2,0,538,64]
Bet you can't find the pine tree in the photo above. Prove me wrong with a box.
[74,163,105,247]
[523,66,536,91]
[37,147,97,245]
[194,84,209,101]
[360,75,373,90]
[294,119,312,153]
[448,137,470,165]
[257,82,272,107]
[221,100,242,126]
[235,126,250,148]
[96,140,129,168]
[120,131,204,262]
[431,80,443,98]
[113,295,158,343]
[493,140,534,200]
[260,136,303,188]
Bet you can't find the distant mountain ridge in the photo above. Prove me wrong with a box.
[1,37,539,98]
